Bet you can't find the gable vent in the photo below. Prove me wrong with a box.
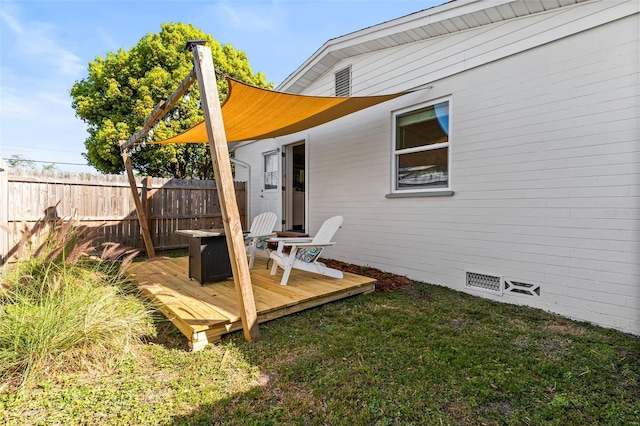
[335,66,351,97]
[466,271,502,294]
[504,279,541,297]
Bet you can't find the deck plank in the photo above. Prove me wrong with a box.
[132,259,237,325]
[127,256,376,350]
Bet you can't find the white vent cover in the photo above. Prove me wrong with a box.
[335,66,351,97]
[466,271,502,294]
[504,279,541,297]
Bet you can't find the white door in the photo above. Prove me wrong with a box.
[260,149,281,228]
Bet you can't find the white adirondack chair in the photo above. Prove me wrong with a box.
[269,215,344,286]
[245,212,278,269]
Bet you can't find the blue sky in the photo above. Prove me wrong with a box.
[0,0,442,173]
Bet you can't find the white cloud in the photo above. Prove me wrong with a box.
[0,7,22,34]
[1,7,84,78]
[0,80,91,171]
[211,0,283,32]
[0,4,91,172]
[96,26,120,53]
[0,88,36,119]
[0,84,70,121]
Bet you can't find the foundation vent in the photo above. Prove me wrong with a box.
[504,279,541,297]
[466,272,502,293]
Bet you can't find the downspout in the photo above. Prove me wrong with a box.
[230,157,251,223]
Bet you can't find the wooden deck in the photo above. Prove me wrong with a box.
[126,256,376,350]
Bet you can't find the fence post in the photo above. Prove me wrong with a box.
[142,176,153,241]
[0,157,7,266]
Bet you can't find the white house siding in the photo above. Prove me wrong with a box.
[298,0,636,97]
[233,138,282,227]
[235,2,640,334]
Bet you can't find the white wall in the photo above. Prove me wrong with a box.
[233,139,281,228]
[236,3,640,334]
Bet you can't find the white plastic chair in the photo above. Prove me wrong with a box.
[245,212,277,269]
[269,215,344,286]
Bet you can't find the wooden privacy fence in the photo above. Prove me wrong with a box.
[0,167,246,264]
[0,158,8,264]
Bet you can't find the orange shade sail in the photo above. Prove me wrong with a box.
[153,77,404,145]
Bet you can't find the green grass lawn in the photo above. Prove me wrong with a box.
[1,282,638,425]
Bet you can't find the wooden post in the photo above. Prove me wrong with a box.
[142,176,153,241]
[0,156,8,266]
[120,146,156,258]
[192,44,260,341]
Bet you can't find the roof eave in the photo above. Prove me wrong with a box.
[278,0,517,92]
[278,0,589,93]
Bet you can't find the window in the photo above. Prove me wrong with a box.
[263,150,278,191]
[335,66,351,97]
[393,100,450,192]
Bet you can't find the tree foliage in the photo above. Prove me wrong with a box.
[70,23,272,178]
[6,154,57,171]
[6,154,35,169]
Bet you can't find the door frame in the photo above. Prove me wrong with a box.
[282,140,307,233]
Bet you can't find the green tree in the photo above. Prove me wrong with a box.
[6,154,35,169]
[5,155,57,171]
[70,23,272,178]
[41,163,58,172]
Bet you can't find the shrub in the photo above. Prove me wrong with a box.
[0,219,155,389]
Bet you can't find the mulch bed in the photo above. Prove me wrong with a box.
[322,259,412,292]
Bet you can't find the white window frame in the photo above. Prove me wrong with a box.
[262,149,279,192]
[390,97,452,195]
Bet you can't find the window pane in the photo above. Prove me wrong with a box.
[396,101,449,150]
[263,152,278,190]
[396,147,448,189]
[265,172,277,190]
[264,153,277,173]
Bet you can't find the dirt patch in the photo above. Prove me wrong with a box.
[540,337,572,357]
[444,402,475,425]
[482,400,515,418]
[514,335,530,347]
[545,322,588,337]
[322,259,412,292]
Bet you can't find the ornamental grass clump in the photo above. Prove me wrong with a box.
[0,218,155,390]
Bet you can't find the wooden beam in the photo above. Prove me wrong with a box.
[120,145,156,258]
[191,44,260,342]
[121,69,197,152]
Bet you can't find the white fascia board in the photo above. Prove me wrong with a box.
[278,0,515,91]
